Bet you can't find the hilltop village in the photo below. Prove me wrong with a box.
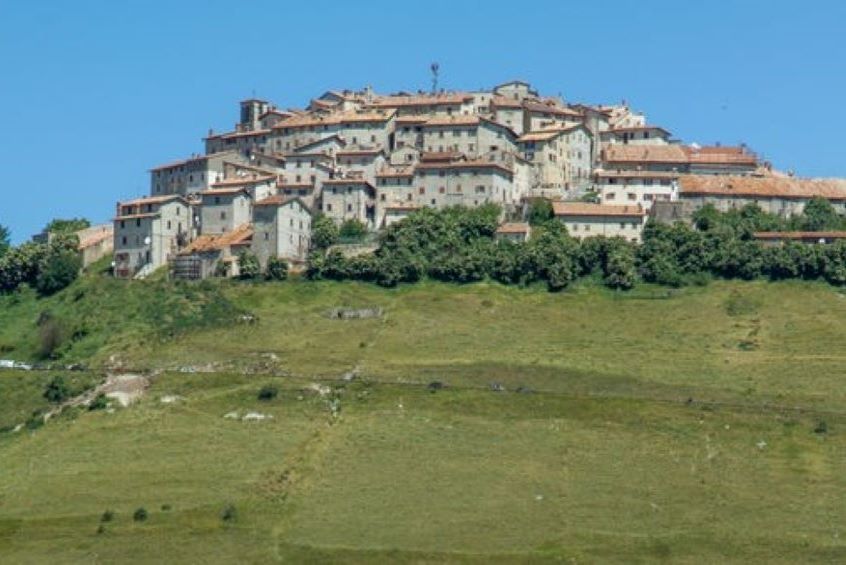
[107,80,846,279]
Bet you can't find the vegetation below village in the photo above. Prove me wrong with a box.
[2,209,846,562]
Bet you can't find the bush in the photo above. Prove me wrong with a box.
[311,214,339,250]
[38,315,65,359]
[43,375,71,403]
[89,393,108,411]
[339,219,368,240]
[257,384,278,401]
[101,510,115,522]
[36,240,82,296]
[526,199,554,226]
[133,507,148,522]
[221,504,237,522]
[265,257,288,281]
[237,251,261,280]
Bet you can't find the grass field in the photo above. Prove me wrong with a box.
[1,274,845,562]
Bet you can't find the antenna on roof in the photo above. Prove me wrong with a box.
[430,62,440,94]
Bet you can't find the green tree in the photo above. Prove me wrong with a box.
[311,214,339,250]
[0,224,9,258]
[802,197,842,231]
[35,245,82,296]
[45,218,90,234]
[526,199,554,226]
[43,375,71,403]
[603,240,637,290]
[265,257,288,281]
[237,251,261,280]
[339,219,368,241]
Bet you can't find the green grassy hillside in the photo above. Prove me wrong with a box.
[1,273,845,562]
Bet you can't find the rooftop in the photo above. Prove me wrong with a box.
[678,174,846,199]
[553,202,645,217]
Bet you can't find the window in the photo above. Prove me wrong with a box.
[431,198,436,206]
[407,194,412,201]
[220,211,226,220]
[264,232,269,240]
[606,192,616,200]
[347,204,352,212]
[167,221,171,229]
[584,224,591,232]
[419,187,425,194]
[380,194,386,201]
[439,186,445,194]
[475,185,485,194]
[290,218,294,227]
[627,193,636,201]
[620,223,625,229]
[214,196,220,204]
[121,236,127,245]
[120,220,125,229]
[135,218,141,227]
[326,203,332,211]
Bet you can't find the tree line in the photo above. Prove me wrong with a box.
[0,222,84,296]
[305,198,846,291]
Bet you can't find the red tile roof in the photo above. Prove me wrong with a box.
[181,224,254,253]
[602,144,689,164]
[753,231,846,240]
[496,222,531,234]
[553,202,645,217]
[678,175,846,199]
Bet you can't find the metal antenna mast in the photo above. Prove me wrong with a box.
[430,62,439,94]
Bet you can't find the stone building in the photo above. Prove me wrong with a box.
[676,174,846,216]
[113,195,192,278]
[553,202,646,243]
[252,196,313,266]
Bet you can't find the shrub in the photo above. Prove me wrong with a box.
[38,316,65,359]
[339,219,367,240]
[237,251,261,280]
[265,257,288,281]
[133,507,148,522]
[43,375,71,403]
[101,510,114,522]
[25,410,45,430]
[257,384,278,401]
[311,214,339,250]
[89,393,108,411]
[221,504,237,522]
[526,199,554,226]
[35,246,81,296]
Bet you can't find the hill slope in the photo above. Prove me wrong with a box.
[1,274,845,562]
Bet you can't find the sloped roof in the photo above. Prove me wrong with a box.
[496,222,531,234]
[602,144,689,164]
[678,175,846,200]
[553,202,645,217]
[181,224,254,254]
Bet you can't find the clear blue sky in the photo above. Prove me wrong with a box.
[2,0,845,243]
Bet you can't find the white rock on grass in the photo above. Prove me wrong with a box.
[242,412,273,421]
[223,411,240,420]
[160,395,183,404]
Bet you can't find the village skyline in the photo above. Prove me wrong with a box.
[3,1,846,243]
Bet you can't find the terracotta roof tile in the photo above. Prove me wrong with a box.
[602,144,689,164]
[753,231,846,240]
[553,202,645,217]
[496,222,531,234]
[181,224,254,254]
[678,175,846,199]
